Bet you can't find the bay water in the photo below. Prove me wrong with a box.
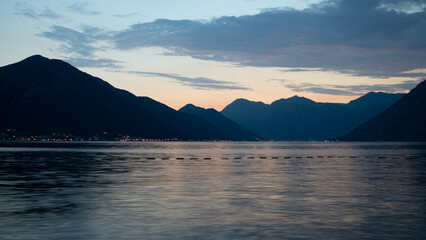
[1,141,425,239]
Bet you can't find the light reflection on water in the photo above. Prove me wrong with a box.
[0,141,425,240]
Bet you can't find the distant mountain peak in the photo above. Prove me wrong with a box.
[180,104,220,114]
[288,95,313,101]
[231,98,256,104]
[355,91,398,98]
[181,103,198,109]
[348,92,405,109]
[232,98,268,104]
[18,54,50,64]
[272,95,315,105]
[11,54,76,72]
[365,91,385,95]
[25,54,49,60]
[179,103,259,140]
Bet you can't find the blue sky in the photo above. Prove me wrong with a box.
[1,0,425,109]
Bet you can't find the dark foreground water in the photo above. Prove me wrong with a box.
[0,141,425,240]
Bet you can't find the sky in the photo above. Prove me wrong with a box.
[1,0,426,110]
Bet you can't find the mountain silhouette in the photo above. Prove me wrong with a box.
[179,104,259,140]
[0,55,226,140]
[340,80,426,141]
[221,93,404,140]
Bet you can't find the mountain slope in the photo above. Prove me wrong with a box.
[137,97,225,140]
[0,55,224,140]
[220,98,270,138]
[221,93,404,141]
[179,104,259,140]
[340,80,426,141]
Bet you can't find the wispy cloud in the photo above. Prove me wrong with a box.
[15,2,62,19]
[379,0,426,13]
[112,0,426,78]
[285,80,421,96]
[113,13,141,18]
[65,57,122,69]
[128,71,250,90]
[37,25,120,68]
[38,25,109,57]
[68,2,101,15]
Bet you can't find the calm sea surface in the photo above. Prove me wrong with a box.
[0,141,425,240]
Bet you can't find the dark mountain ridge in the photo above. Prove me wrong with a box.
[340,80,426,141]
[0,55,227,140]
[221,92,405,141]
[179,104,259,141]
[1,55,419,142]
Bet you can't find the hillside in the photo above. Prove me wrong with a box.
[179,104,259,140]
[221,93,404,140]
[340,80,426,141]
[0,55,226,140]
